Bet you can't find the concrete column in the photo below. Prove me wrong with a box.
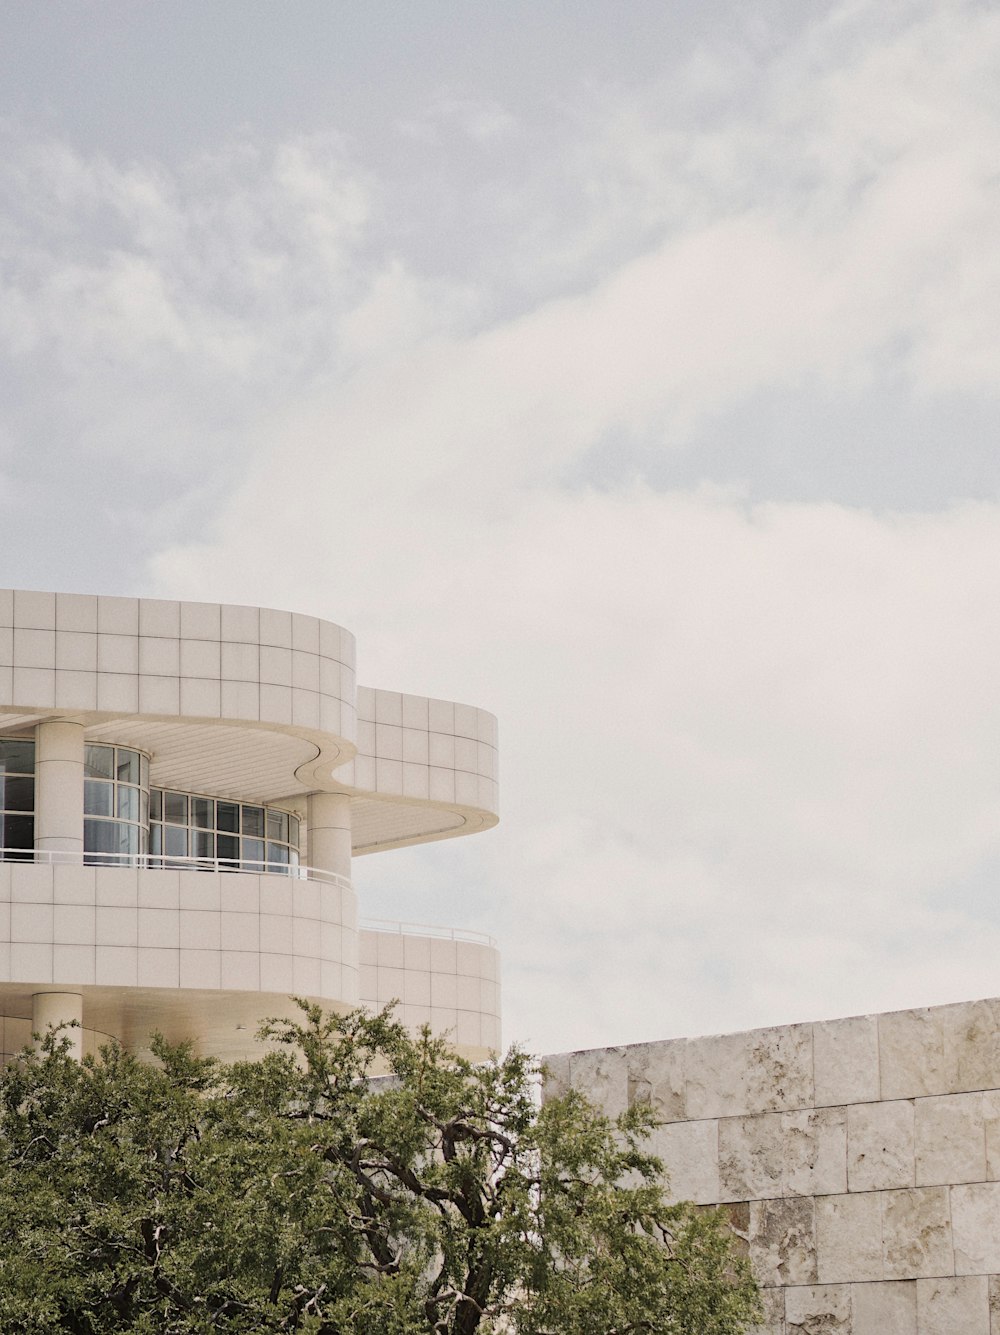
[32,991,83,1061]
[34,719,85,859]
[306,791,352,883]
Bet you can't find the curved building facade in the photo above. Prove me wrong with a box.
[0,589,500,1062]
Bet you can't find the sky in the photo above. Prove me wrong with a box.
[2,0,1000,1056]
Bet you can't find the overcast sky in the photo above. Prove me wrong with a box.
[3,0,1000,1056]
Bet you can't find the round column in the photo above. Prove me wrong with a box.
[306,791,352,883]
[32,991,83,1061]
[34,720,85,860]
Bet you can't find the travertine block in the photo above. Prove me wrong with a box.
[627,1038,687,1120]
[815,1192,883,1283]
[916,1275,989,1335]
[851,1279,916,1335]
[988,1275,1000,1333]
[746,1024,814,1114]
[720,1113,783,1201]
[914,1092,985,1186]
[949,999,1000,1094]
[881,1187,953,1279]
[685,1031,752,1118]
[747,1286,784,1335]
[879,1007,951,1100]
[785,1283,851,1333]
[540,1052,571,1101]
[847,1100,914,1191]
[649,1118,719,1205]
[567,1046,628,1118]
[749,1197,817,1287]
[784,1107,848,1197]
[814,1014,879,1108]
[952,1183,1000,1275]
[982,1091,1000,1181]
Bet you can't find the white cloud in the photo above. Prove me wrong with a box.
[5,0,1000,1051]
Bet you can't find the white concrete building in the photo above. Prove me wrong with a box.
[0,588,501,1064]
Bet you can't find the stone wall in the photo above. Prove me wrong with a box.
[544,996,1000,1334]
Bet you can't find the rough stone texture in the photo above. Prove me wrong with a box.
[720,1113,784,1201]
[814,1015,879,1108]
[648,1117,719,1205]
[847,1100,914,1192]
[851,1280,917,1335]
[784,1107,848,1198]
[879,1007,952,1101]
[749,1197,817,1287]
[566,1045,628,1118]
[815,1193,883,1284]
[626,1037,687,1121]
[914,1092,986,1186]
[988,1274,1000,1333]
[747,1286,785,1335]
[916,1276,989,1335]
[785,1283,852,1333]
[881,1187,953,1280]
[549,995,1000,1333]
[982,1090,1000,1181]
[952,1183,1000,1275]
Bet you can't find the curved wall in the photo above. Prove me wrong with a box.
[546,997,1000,1335]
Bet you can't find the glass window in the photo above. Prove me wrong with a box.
[84,780,114,817]
[0,739,34,775]
[192,829,215,861]
[217,833,239,865]
[191,796,214,829]
[149,788,162,822]
[243,838,265,868]
[84,745,114,780]
[216,801,240,833]
[243,806,264,839]
[83,744,149,868]
[116,750,141,785]
[2,813,33,857]
[0,776,34,812]
[266,809,288,841]
[164,825,187,858]
[164,792,188,825]
[117,786,140,822]
[266,843,289,868]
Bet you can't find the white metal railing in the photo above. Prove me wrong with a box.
[0,847,352,893]
[359,916,497,948]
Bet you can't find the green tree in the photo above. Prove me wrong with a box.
[0,1005,760,1333]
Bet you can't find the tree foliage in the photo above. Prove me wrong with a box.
[0,1005,760,1333]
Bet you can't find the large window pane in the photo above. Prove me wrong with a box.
[242,807,264,839]
[117,786,139,822]
[116,750,141,785]
[164,825,187,858]
[84,745,114,780]
[266,809,288,842]
[216,801,239,833]
[0,740,34,775]
[3,813,33,854]
[164,792,188,825]
[0,776,34,812]
[84,780,114,817]
[243,838,265,869]
[192,829,215,861]
[191,797,214,829]
[217,834,239,865]
[150,789,162,821]
[266,843,289,868]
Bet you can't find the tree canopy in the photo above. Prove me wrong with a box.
[0,1005,760,1333]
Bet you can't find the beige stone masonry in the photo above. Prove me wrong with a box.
[546,994,1000,1333]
